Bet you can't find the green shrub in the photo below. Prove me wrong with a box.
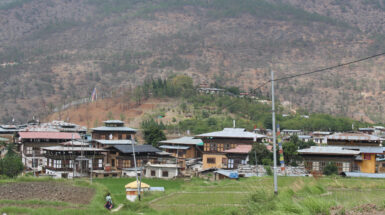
[323,162,338,176]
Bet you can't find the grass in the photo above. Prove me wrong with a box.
[1,176,385,214]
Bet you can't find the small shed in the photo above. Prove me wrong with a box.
[125,181,150,202]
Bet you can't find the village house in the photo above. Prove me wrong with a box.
[158,136,203,169]
[281,129,303,136]
[42,142,107,179]
[299,132,384,174]
[105,144,162,171]
[311,131,331,145]
[196,128,265,170]
[144,163,179,179]
[197,88,225,95]
[18,131,81,172]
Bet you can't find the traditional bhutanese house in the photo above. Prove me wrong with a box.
[42,145,107,179]
[223,145,252,169]
[158,136,203,169]
[106,144,163,171]
[196,128,265,170]
[125,181,150,202]
[18,131,81,172]
[327,132,383,173]
[91,120,136,144]
[311,131,331,145]
[358,128,375,135]
[298,146,360,174]
[144,163,179,179]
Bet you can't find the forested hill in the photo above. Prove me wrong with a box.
[0,0,385,123]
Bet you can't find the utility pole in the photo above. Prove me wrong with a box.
[271,71,278,195]
[132,139,140,201]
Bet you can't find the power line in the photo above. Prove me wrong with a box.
[218,51,385,111]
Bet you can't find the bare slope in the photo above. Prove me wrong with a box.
[0,0,384,123]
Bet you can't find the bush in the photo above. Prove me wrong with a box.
[323,162,338,176]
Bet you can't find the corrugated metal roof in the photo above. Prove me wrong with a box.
[214,170,239,178]
[327,133,381,141]
[342,172,385,178]
[224,145,252,154]
[196,128,266,139]
[41,146,106,152]
[341,146,384,154]
[60,140,89,146]
[19,132,80,140]
[298,146,360,155]
[104,120,124,124]
[159,145,190,150]
[109,144,161,153]
[94,139,133,145]
[159,136,203,146]
[91,126,137,132]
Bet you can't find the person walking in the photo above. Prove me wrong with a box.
[105,193,113,210]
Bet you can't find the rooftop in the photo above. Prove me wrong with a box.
[109,144,161,154]
[41,146,106,152]
[19,132,81,140]
[224,145,252,154]
[159,136,203,146]
[93,139,133,145]
[104,120,125,124]
[327,133,381,141]
[196,128,266,140]
[159,145,190,150]
[91,126,137,132]
[298,146,360,155]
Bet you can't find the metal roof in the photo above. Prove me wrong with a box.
[109,144,161,154]
[298,146,360,155]
[312,131,331,135]
[196,128,266,139]
[224,145,252,154]
[41,146,107,152]
[342,172,385,178]
[341,146,384,154]
[19,132,81,140]
[298,135,312,139]
[94,139,133,145]
[159,145,190,150]
[159,136,203,146]
[91,126,137,132]
[214,170,239,178]
[60,140,89,146]
[327,133,381,141]
[104,120,125,124]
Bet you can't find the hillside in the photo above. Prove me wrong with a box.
[1,0,385,123]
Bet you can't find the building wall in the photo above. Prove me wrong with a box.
[202,154,226,169]
[356,154,376,173]
[144,166,178,179]
[92,131,135,140]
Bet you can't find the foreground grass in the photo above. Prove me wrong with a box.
[1,176,385,214]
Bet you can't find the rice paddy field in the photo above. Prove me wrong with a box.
[1,176,385,214]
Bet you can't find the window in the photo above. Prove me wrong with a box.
[312,162,319,171]
[207,158,216,164]
[89,160,92,169]
[228,159,234,168]
[53,160,57,168]
[118,134,122,140]
[342,162,350,172]
[151,170,156,176]
[204,143,209,151]
[69,160,74,168]
[364,154,371,160]
[111,159,115,167]
[98,159,103,168]
[241,160,247,165]
[218,144,224,151]
[32,159,38,168]
[26,147,33,154]
[57,160,62,168]
[48,159,51,167]
[162,171,168,177]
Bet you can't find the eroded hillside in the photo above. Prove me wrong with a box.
[0,0,384,123]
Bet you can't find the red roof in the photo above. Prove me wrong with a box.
[224,145,252,154]
[19,132,80,140]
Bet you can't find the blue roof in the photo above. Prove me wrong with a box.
[214,170,239,178]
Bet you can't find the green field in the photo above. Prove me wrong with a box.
[1,176,385,214]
